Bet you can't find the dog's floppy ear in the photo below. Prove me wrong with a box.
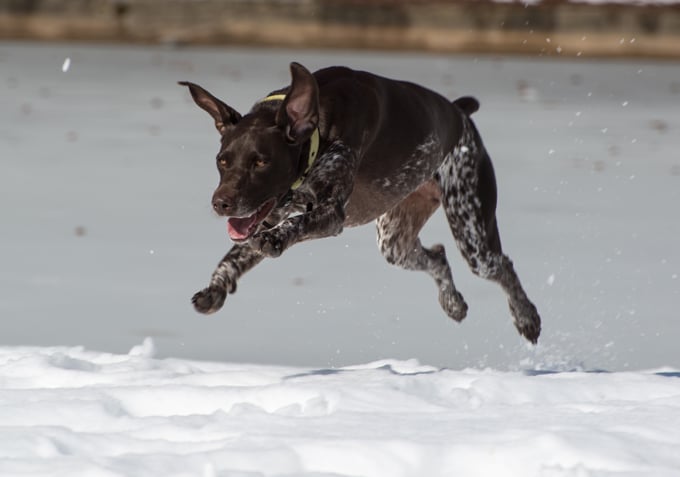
[276,63,319,144]
[179,81,242,134]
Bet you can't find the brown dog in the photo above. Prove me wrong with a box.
[180,62,541,343]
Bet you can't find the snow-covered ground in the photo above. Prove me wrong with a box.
[1,41,680,476]
[1,340,679,477]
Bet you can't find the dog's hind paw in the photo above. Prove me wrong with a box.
[192,285,227,314]
[509,300,541,344]
[439,288,468,323]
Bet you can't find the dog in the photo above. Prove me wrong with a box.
[180,62,541,343]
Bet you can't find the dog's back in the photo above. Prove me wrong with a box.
[309,67,469,226]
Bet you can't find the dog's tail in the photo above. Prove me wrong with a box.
[453,96,479,116]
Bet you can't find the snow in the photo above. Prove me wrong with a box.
[0,339,679,477]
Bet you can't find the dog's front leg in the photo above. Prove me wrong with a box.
[251,198,346,257]
[192,243,264,313]
[251,142,356,258]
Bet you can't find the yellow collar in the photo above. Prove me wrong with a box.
[260,94,320,191]
[291,128,319,190]
[260,93,286,102]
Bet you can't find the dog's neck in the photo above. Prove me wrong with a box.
[259,94,320,191]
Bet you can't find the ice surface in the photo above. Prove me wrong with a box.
[0,41,679,371]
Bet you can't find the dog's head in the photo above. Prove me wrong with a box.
[180,62,319,241]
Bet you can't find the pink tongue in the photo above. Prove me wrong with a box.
[227,214,258,241]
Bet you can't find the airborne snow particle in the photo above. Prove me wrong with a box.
[62,57,71,73]
[547,274,555,286]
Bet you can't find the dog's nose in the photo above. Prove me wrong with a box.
[212,196,233,214]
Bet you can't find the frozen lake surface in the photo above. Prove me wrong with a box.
[1,42,679,371]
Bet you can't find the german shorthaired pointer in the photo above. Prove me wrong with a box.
[180,62,541,343]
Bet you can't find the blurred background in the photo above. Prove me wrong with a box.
[1,0,680,57]
[1,0,678,371]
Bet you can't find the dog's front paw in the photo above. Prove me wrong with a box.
[192,285,227,314]
[251,230,288,258]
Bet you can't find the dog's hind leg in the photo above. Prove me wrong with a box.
[376,180,468,322]
[436,114,541,343]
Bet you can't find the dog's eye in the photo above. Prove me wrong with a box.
[217,157,227,167]
[254,158,268,168]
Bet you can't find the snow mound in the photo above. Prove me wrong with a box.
[1,341,679,477]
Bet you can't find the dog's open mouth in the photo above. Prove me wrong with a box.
[226,198,277,242]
